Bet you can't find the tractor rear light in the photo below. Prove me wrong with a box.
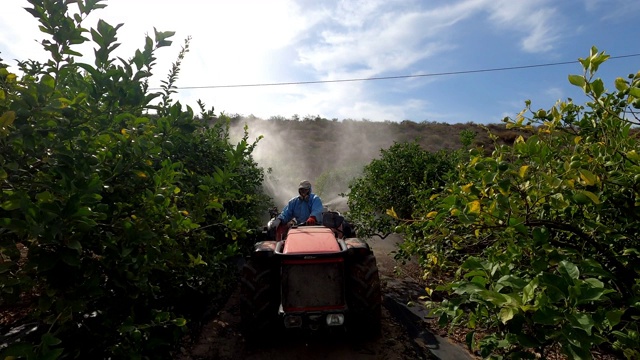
[284,315,302,328]
[325,313,344,326]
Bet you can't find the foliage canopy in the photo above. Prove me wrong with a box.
[346,142,459,238]
[0,0,267,358]
[390,47,640,359]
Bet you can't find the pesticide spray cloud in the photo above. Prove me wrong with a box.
[227,116,402,215]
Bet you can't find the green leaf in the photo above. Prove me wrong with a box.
[575,190,600,205]
[496,275,528,290]
[470,276,488,287]
[629,87,640,99]
[579,57,590,70]
[522,278,539,304]
[478,290,510,306]
[591,78,604,98]
[579,259,612,278]
[187,253,208,267]
[74,63,100,79]
[1,199,21,211]
[508,217,527,234]
[568,75,586,88]
[67,239,82,252]
[499,307,516,324]
[206,200,223,210]
[40,74,55,89]
[578,169,598,186]
[62,48,83,57]
[583,278,603,288]
[154,311,170,322]
[615,77,629,91]
[465,330,476,351]
[532,307,563,325]
[565,343,592,360]
[73,207,93,217]
[532,227,549,244]
[558,261,580,282]
[154,28,176,42]
[461,257,489,271]
[453,282,485,295]
[463,270,487,279]
[627,150,640,162]
[540,279,568,304]
[172,318,187,327]
[41,332,62,346]
[0,110,16,127]
[568,313,595,335]
[577,286,606,304]
[36,191,54,203]
[605,310,623,328]
[624,248,640,258]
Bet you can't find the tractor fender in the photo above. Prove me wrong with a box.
[344,238,372,256]
[252,240,277,258]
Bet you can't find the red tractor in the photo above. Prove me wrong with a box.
[240,210,382,340]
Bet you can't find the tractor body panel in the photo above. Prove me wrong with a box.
[253,240,277,254]
[282,227,341,254]
[281,257,346,312]
[344,237,370,251]
[276,226,348,329]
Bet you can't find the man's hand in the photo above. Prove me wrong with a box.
[306,216,316,225]
[269,218,281,230]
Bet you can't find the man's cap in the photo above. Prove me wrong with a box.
[298,180,311,190]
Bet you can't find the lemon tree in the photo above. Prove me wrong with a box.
[0,1,267,358]
[399,48,640,359]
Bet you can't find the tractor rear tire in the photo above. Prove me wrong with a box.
[240,258,279,341]
[347,254,382,339]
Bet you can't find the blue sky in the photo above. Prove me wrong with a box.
[0,0,638,124]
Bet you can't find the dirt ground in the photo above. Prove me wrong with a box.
[176,234,470,360]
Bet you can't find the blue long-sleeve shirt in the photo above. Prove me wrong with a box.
[278,193,323,224]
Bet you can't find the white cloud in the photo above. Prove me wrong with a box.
[334,0,392,27]
[545,87,564,101]
[285,0,567,121]
[484,0,561,52]
[289,0,568,118]
[297,0,482,77]
[582,0,640,20]
[0,3,49,64]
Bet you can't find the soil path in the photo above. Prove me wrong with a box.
[178,234,475,360]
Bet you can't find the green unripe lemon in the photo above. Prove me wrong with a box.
[572,192,591,205]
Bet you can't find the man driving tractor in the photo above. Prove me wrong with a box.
[270,180,323,230]
[242,180,379,340]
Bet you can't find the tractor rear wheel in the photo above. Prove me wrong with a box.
[240,258,279,341]
[347,254,382,338]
